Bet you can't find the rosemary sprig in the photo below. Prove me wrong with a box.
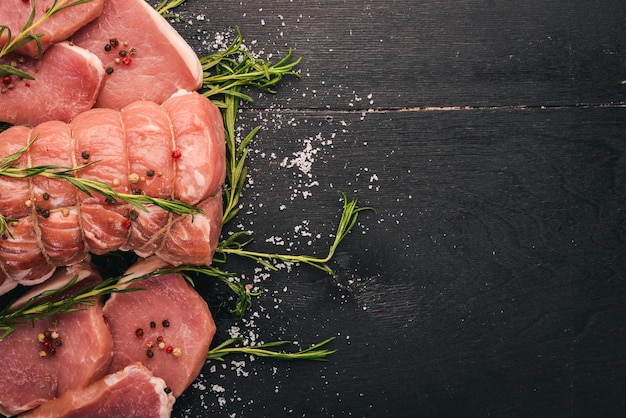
[155,0,186,16]
[201,27,302,104]
[0,214,18,239]
[0,263,256,340]
[0,273,140,340]
[0,0,93,76]
[0,136,202,221]
[149,264,260,318]
[221,90,258,224]
[215,192,373,277]
[198,31,300,223]
[206,337,336,362]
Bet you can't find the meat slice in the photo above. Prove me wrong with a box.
[0,42,105,126]
[0,91,225,291]
[120,101,175,200]
[163,90,227,204]
[21,363,175,418]
[0,264,114,417]
[157,193,223,266]
[0,0,104,58]
[71,107,131,254]
[0,125,31,219]
[0,214,55,285]
[28,121,86,266]
[72,0,202,109]
[0,126,55,285]
[103,257,216,397]
[119,101,175,255]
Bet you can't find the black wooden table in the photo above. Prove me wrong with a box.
[92,1,626,416]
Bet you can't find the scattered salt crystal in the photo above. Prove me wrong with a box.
[211,384,226,393]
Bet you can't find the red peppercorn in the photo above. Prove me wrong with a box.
[171,150,182,159]
[123,219,132,229]
[135,328,144,338]
[122,57,132,65]
[166,346,173,354]
[156,336,164,343]
[3,76,12,85]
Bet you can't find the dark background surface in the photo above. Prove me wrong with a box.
[164,1,626,417]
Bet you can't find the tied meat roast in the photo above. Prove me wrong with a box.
[0,90,226,295]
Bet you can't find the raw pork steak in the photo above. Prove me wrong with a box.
[103,257,216,397]
[0,264,113,417]
[72,0,202,109]
[0,0,104,58]
[21,363,175,418]
[0,42,105,125]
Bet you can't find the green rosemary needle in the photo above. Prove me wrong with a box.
[221,90,258,224]
[200,27,301,104]
[206,337,336,362]
[198,30,301,223]
[215,192,374,278]
[0,136,202,220]
[0,263,254,340]
[155,0,187,16]
[0,273,141,340]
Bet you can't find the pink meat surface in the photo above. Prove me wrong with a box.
[0,0,104,58]
[164,90,226,204]
[0,125,31,219]
[21,363,175,418]
[72,0,202,109]
[29,121,87,266]
[157,193,223,266]
[103,257,216,397]
[0,42,105,126]
[71,107,131,254]
[0,264,114,417]
[0,90,225,292]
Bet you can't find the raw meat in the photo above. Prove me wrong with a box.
[21,363,175,418]
[0,42,105,125]
[0,90,225,293]
[0,125,56,286]
[0,263,114,417]
[72,0,203,109]
[29,121,87,266]
[0,0,104,58]
[103,257,216,397]
[156,193,223,266]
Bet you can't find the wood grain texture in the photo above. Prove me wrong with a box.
[170,1,626,416]
[180,0,626,109]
